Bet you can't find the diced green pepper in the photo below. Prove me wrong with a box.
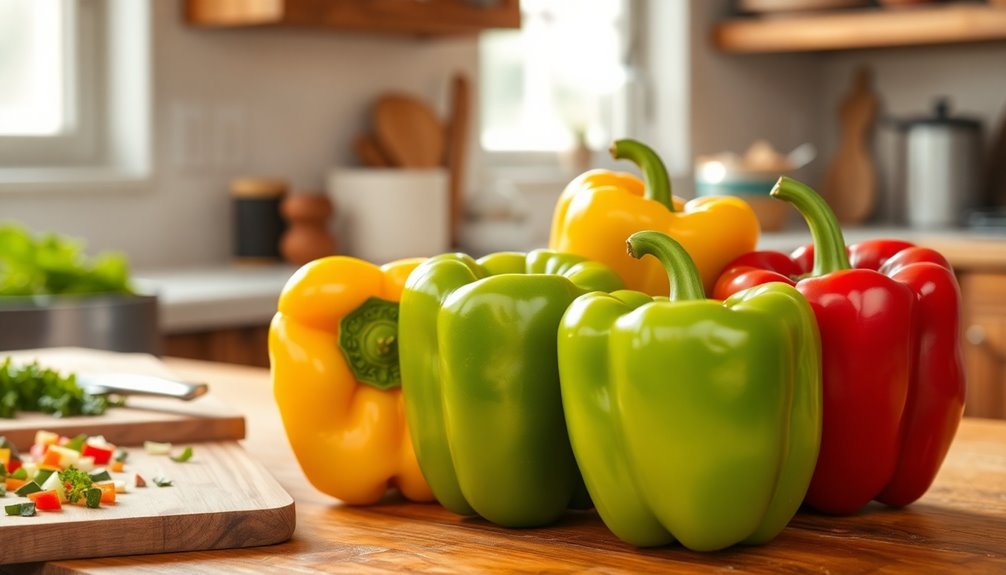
[15,481,42,497]
[89,469,112,482]
[5,501,36,516]
[84,487,102,508]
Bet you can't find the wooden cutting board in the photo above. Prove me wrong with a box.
[0,348,246,450]
[0,441,295,564]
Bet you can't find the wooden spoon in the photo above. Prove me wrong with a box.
[822,67,878,224]
[353,133,393,167]
[373,93,446,168]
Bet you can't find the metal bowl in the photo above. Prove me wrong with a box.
[0,293,160,354]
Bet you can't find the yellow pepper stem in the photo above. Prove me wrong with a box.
[610,139,675,212]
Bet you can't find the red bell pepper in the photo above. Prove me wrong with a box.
[713,176,966,515]
[81,442,114,465]
[28,490,63,512]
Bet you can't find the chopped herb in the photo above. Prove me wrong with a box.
[0,358,120,418]
[170,447,194,463]
[14,481,42,497]
[89,469,112,483]
[151,476,173,487]
[5,501,36,516]
[59,467,95,504]
[11,467,28,480]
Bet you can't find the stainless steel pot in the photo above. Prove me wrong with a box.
[0,294,160,354]
[899,99,983,228]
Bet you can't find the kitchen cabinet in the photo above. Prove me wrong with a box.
[163,325,271,368]
[960,272,1006,419]
[714,3,1006,53]
[184,0,520,35]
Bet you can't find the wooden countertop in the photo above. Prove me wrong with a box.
[7,359,1006,574]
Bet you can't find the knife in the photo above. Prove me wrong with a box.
[76,373,209,401]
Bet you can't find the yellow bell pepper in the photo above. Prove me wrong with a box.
[549,139,760,296]
[270,256,434,505]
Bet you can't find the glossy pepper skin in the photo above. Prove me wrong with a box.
[713,177,966,514]
[270,256,434,505]
[558,231,822,551]
[399,250,623,528]
[549,139,759,296]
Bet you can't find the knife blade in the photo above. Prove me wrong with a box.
[76,373,208,401]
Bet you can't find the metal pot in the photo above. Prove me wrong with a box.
[898,99,983,228]
[0,294,160,354]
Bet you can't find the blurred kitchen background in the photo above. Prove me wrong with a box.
[2,0,1005,416]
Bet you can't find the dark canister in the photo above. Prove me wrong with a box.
[231,177,288,262]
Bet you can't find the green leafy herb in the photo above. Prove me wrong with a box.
[151,476,173,487]
[59,467,95,504]
[170,447,194,463]
[0,358,121,418]
[5,501,36,516]
[0,223,134,296]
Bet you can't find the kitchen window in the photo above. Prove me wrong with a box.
[478,0,688,176]
[0,0,151,191]
[480,0,634,154]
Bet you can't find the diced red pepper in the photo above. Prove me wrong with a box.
[28,490,63,512]
[6,457,22,473]
[81,443,115,465]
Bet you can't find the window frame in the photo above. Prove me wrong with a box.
[0,0,151,192]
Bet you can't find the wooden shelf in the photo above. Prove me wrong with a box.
[714,4,1006,53]
[184,0,520,36]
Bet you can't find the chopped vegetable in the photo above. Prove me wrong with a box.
[0,359,121,418]
[27,490,62,511]
[134,474,146,488]
[4,501,35,516]
[151,476,173,488]
[81,443,114,465]
[110,460,124,473]
[89,469,112,483]
[0,483,6,497]
[40,471,67,503]
[58,467,94,504]
[171,447,194,463]
[84,487,101,508]
[33,468,56,485]
[63,434,88,452]
[0,462,6,478]
[0,447,9,468]
[144,441,172,455]
[5,477,27,492]
[11,467,27,481]
[95,482,116,504]
[15,482,42,497]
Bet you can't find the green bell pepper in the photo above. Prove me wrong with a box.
[558,231,822,551]
[399,249,623,528]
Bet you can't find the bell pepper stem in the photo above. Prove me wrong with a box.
[626,231,704,301]
[610,139,675,212]
[770,177,851,276]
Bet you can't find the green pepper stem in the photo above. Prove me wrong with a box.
[770,177,851,276]
[626,231,704,301]
[609,139,675,212]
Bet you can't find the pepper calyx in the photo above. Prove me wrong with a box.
[339,296,401,390]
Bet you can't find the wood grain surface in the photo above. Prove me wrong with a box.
[7,359,1003,574]
[0,442,294,565]
[0,349,245,449]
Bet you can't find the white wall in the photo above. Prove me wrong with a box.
[1,0,477,268]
